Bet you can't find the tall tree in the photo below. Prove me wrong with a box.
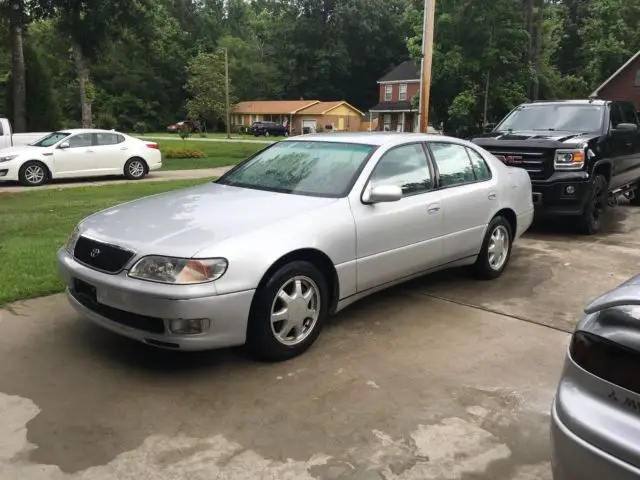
[8,0,27,132]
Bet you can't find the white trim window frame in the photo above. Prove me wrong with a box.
[384,84,393,102]
[399,84,408,101]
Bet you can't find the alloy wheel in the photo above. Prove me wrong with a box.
[270,276,321,346]
[25,165,45,185]
[488,225,509,271]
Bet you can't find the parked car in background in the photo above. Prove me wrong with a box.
[166,120,200,134]
[0,117,50,149]
[58,133,533,362]
[0,129,162,186]
[251,121,289,137]
[472,99,640,234]
[551,273,640,480]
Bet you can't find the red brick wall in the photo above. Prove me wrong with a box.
[378,82,420,103]
[598,57,640,111]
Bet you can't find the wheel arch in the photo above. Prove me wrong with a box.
[494,208,517,237]
[593,161,612,183]
[253,248,340,315]
[20,159,52,180]
[126,156,149,173]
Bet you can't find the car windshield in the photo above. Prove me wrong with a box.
[497,104,605,133]
[30,132,71,147]
[217,140,376,197]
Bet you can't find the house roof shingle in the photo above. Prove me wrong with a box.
[233,100,319,115]
[377,61,420,83]
[591,50,640,96]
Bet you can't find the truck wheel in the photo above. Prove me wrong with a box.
[18,161,48,186]
[629,184,640,206]
[577,174,608,235]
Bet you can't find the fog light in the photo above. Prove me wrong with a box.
[168,318,210,335]
[565,186,576,195]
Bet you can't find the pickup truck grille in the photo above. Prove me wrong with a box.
[485,148,553,180]
[73,236,135,273]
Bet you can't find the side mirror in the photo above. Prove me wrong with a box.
[612,123,638,136]
[483,123,496,133]
[59,141,70,149]
[363,184,403,204]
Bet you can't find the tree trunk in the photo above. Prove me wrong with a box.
[532,0,544,100]
[10,0,27,133]
[72,42,92,128]
[483,30,493,126]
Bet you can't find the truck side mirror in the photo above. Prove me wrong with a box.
[612,123,638,136]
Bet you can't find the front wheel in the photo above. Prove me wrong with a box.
[19,161,48,186]
[576,174,608,234]
[246,261,329,362]
[473,216,513,280]
[124,158,147,180]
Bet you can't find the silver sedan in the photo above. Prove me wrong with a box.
[57,133,534,361]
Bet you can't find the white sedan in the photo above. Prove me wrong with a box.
[0,129,162,186]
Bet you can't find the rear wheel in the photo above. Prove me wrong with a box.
[124,158,147,180]
[18,161,48,186]
[246,261,329,362]
[576,174,608,234]
[473,216,513,280]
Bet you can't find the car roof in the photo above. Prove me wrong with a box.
[282,132,446,147]
[58,128,125,135]
[521,99,609,107]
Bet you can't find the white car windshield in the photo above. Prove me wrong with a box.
[217,141,376,197]
[31,132,71,147]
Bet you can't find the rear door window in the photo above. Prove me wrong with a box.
[466,147,492,181]
[96,133,123,146]
[429,142,476,187]
[619,102,639,125]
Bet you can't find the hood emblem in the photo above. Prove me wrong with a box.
[90,248,101,258]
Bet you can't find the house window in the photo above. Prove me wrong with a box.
[383,114,392,131]
[635,69,640,87]
[385,85,393,102]
[399,84,408,101]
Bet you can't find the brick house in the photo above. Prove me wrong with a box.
[232,100,363,134]
[369,61,420,132]
[591,50,640,111]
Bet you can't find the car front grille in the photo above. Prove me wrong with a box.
[71,279,166,334]
[486,148,554,180]
[73,236,134,273]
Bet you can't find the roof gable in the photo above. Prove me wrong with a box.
[233,100,320,115]
[297,101,364,116]
[377,61,420,83]
[591,50,640,96]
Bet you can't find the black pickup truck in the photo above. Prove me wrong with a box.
[472,99,640,234]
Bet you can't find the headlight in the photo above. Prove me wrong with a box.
[128,256,227,284]
[0,154,18,163]
[554,149,585,170]
[65,227,81,254]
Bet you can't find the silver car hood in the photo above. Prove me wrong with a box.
[79,182,337,258]
[584,273,640,314]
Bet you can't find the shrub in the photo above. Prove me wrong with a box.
[164,148,205,159]
[198,133,207,138]
[134,121,148,135]
[179,123,192,141]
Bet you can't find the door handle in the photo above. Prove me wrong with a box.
[85,149,94,153]
[427,204,441,214]
[120,147,128,150]
[488,192,497,200]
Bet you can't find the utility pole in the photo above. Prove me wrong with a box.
[224,47,231,139]
[418,0,436,133]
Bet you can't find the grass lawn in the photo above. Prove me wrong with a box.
[0,179,206,306]
[143,132,259,140]
[156,139,267,171]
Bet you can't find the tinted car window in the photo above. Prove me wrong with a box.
[619,102,638,125]
[430,142,476,187]
[370,143,432,196]
[610,104,623,128]
[68,133,93,148]
[96,133,123,146]
[466,147,491,181]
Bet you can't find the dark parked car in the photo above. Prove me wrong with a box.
[251,122,289,137]
[472,99,640,234]
[166,120,200,134]
[551,273,640,479]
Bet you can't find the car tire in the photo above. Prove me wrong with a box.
[124,158,147,180]
[18,161,48,187]
[473,216,513,280]
[629,184,640,206]
[576,174,608,234]
[246,261,329,362]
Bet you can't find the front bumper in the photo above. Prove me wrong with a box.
[57,248,254,351]
[531,171,591,216]
[0,162,20,182]
[551,398,640,480]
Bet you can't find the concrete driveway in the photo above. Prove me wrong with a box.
[2,204,640,479]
